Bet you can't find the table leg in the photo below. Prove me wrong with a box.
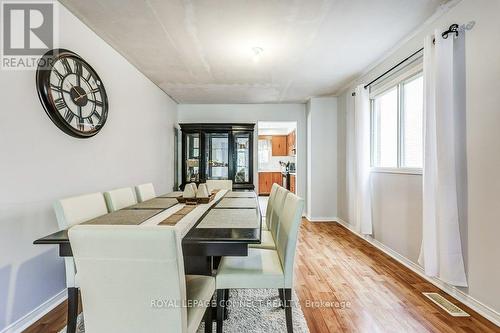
[224,289,229,319]
[67,287,78,333]
[184,256,213,275]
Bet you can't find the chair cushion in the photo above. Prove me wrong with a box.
[186,275,215,333]
[248,230,275,250]
[216,249,284,289]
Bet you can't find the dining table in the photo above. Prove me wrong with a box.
[33,189,262,276]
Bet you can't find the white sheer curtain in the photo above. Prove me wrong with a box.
[347,85,373,234]
[418,30,468,287]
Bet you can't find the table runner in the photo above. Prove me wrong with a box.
[125,197,178,210]
[215,197,257,208]
[83,209,162,225]
[158,206,196,225]
[196,208,260,229]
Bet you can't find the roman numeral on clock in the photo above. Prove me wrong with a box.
[54,98,66,110]
[53,68,64,81]
[60,58,72,74]
[50,84,62,93]
[64,109,74,123]
[76,117,85,131]
[92,111,102,122]
[90,99,103,107]
[74,61,82,76]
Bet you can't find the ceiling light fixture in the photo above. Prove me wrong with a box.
[252,47,264,63]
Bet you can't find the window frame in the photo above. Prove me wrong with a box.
[370,66,424,175]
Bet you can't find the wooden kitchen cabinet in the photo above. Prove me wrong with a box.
[271,136,287,156]
[272,172,283,187]
[290,174,296,193]
[259,172,272,194]
[259,172,283,195]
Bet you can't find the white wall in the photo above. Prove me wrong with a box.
[0,4,177,331]
[306,97,338,220]
[259,155,296,172]
[177,104,307,201]
[337,0,500,316]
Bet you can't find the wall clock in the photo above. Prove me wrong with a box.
[36,49,108,138]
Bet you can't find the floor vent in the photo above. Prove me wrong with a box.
[423,292,470,317]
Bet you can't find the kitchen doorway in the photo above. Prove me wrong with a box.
[257,121,297,216]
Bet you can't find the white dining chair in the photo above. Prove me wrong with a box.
[206,180,233,192]
[69,225,215,333]
[135,183,156,202]
[53,192,108,333]
[250,185,287,250]
[261,183,279,231]
[215,192,304,333]
[104,187,137,211]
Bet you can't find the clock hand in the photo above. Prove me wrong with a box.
[67,82,84,99]
[75,88,100,101]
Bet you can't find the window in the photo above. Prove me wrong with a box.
[371,73,423,171]
[258,138,271,169]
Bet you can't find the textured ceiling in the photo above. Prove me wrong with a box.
[60,0,443,103]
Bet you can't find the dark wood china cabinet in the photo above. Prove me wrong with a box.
[180,123,255,190]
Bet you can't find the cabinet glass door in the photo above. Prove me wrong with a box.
[234,132,250,183]
[205,133,229,179]
[185,133,200,182]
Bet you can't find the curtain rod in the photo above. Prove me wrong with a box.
[362,47,423,90]
[351,23,463,96]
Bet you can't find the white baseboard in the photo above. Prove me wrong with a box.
[1,289,66,333]
[335,218,500,327]
[305,215,338,222]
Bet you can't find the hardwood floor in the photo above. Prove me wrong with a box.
[295,220,499,333]
[23,298,82,333]
[24,219,499,333]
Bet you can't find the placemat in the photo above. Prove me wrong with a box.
[125,197,178,210]
[197,208,260,229]
[158,191,183,198]
[215,197,257,208]
[83,209,162,225]
[224,191,256,198]
[159,205,196,226]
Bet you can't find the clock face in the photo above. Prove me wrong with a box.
[36,49,108,138]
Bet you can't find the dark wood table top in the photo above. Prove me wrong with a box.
[34,229,69,245]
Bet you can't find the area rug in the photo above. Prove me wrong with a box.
[60,289,309,333]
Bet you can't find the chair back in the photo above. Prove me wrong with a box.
[265,183,280,229]
[69,225,188,333]
[135,183,156,202]
[269,186,288,238]
[54,192,108,229]
[104,187,137,211]
[53,192,108,288]
[275,193,304,288]
[206,180,233,192]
